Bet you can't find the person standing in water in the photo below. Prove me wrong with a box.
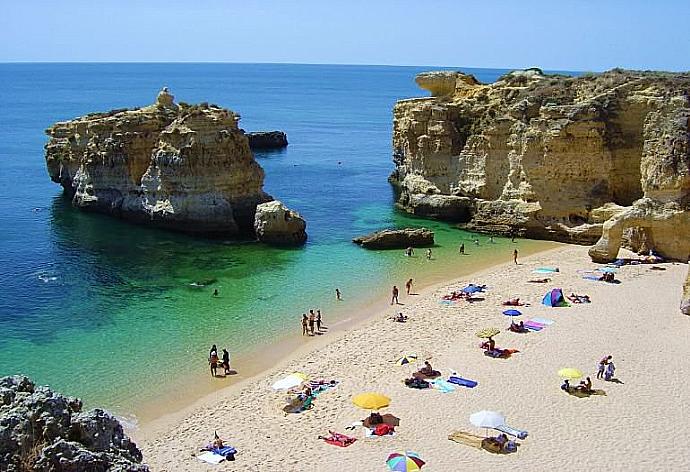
[308,310,316,335]
[316,309,323,331]
[209,345,219,377]
[513,249,519,265]
[459,243,465,255]
[222,349,230,375]
[301,314,308,336]
[213,289,219,297]
[335,288,342,301]
[405,247,414,257]
[426,248,432,260]
[405,278,413,295]
[391,285,399,305]
[489,235,495,244]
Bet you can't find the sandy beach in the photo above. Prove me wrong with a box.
[138,245,690,471]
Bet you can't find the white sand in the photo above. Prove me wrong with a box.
[138,245,690,471]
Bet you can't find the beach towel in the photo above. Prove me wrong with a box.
[197,451,225,465]
[582,275,600,281]
[321,432,357,447]
[523,320,545,331]
[447,376,478,388]
[533,267,559,273]
[495,424,528,439]
[364,427,396,438]
[431,379,456,393]
[309,380,339,395]
[529,317,554,325]
[448,431,483,449]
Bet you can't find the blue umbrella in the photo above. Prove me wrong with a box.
[462,284,483,294]
[502,309,522,317]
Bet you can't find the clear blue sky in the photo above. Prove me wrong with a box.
[2,0,688,71]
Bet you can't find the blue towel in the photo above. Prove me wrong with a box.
[213,446,237,457]
[448,376,478,388]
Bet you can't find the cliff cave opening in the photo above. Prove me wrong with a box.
[605,102,646,206]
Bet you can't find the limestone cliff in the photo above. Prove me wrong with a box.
[392,69,690,261]
[45,88,272,236]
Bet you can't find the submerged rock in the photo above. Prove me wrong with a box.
[44,88,272,237]
[254,200,307,246]
[353,228,434,249]
[392,68,690,260]
[245,131,288,150]
[0,375,148,471]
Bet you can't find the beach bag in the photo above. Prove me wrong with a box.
[374,423,394,436]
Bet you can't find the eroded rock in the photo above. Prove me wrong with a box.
[245,131,288,150]
[392,69,690,259]
[0,375,148,471]
[254,200,307,246]
[353,228,434,249]
[682,270,690,315]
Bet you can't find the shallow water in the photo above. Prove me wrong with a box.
[0,63,564,417]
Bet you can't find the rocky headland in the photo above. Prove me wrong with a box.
[391,68,690,263]
[0,375,148,471]
[44,88,304,244]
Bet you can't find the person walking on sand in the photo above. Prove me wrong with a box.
[335,288,341,301]
[222,348,230,375]
[406,278,413,295]
[302,314,308,336]
[426,248,432,260]
[513,249,519,264]
[209,345,219,377]
[459,243,465,255]
[308,310,316,335]
[316,309,323,331]
[597,355,612,379]
[391,285,399,305]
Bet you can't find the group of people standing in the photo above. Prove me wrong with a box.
[208,344,231,377]
[302,309,325,336]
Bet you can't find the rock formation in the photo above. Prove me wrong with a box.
[391,69,690,261]
[245,131,288,150]
[353,228,434,249]
[254,200,307,246]
[0,375,148,471]
[45,88,272,236]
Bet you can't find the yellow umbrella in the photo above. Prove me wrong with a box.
[558,368,583,380]
[352,392,391,410]
[476,327,500,339]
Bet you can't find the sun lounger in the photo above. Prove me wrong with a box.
[495,424,528,439]
[448,376,478,388]
[448,431,484,449]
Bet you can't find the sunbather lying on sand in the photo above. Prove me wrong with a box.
[528,278,551,283]
[508,321,527,333]
[390,312,408,322]
[502,298,524,306]
[568,293,591,303]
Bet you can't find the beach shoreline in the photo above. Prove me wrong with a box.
[136,244,690,471]
[130,240,562,429]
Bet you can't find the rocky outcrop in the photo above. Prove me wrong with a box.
[254,200,307,246]
[0,375,148,471]
[682,270,690,315]
[45,88,272,236]
[392,69,690,260]
[353,228,434,249]
[245,131,288,150]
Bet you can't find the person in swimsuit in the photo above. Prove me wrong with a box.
[513,249,519,264]
[597,355,612,379]
[459,243,465,255]
[222,349,230,375]
[308,310,316,335]
[405,278,413,295]
[316,310,323,331]
[426,248,432,260]
[391,285,399,305]
[209,345,219,377]
[335,288,341,301]
[301,314,308,335]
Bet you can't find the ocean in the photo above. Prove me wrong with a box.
[0,63,558,421]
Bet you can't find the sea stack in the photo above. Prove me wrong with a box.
[254,200,307,246]
[391,69,690,261]
[44,88,278,237]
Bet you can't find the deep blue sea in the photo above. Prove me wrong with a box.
[0,63,560,419]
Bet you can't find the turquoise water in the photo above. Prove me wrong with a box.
[0,64,559,417]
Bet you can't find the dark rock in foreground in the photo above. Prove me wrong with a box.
[245,131,288,149]
[353,228,434,249]
[0,375,148,472]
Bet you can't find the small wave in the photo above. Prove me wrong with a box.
[116,414,139,431]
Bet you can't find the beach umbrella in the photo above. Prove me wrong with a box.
[557,368,583,380]
[469,410,506,429]
[502,309,522,317]
[476,327,500,338]
[352,392,390,410]
[396,355,418,366]
[386,451,425,471]
[271,372,307,390]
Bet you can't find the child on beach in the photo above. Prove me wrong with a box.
[391,285,399,305]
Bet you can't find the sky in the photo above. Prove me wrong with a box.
[1,0,689,71]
